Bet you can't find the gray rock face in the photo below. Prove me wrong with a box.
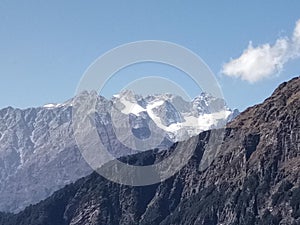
[0,91,237,213]
[0,76,298,225]
[0,105,90,213]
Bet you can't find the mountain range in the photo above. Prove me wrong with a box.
[0,91,237,213]
[0,76,298,225]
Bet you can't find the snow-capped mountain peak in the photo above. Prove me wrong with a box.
[111,91,238,141]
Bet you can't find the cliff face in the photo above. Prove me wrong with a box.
[0,76,299,225]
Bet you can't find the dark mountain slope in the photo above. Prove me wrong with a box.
[0,76,299,225]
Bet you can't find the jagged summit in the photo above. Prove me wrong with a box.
[110,90,237,140]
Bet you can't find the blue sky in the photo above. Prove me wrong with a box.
[0,0,299,110]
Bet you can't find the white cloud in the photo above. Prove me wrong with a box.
[222,19,300,83]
